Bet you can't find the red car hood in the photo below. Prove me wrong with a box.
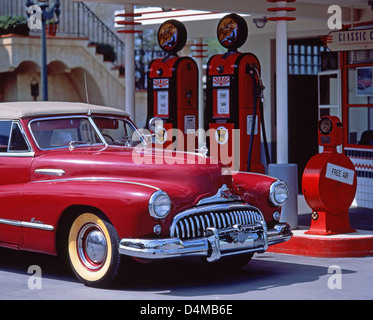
[31,146,234,205]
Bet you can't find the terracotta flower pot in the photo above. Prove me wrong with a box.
[46,23,58,37]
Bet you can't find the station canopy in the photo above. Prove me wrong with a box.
[73,0,370,38]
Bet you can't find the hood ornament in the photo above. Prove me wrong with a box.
[197,184,240,206]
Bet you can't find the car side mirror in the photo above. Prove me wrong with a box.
[148,117,163,133]
[143,134,153,145]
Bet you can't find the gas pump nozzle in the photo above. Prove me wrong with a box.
[195,144,209,157]
[246,64,265,101]
[252,65,265,102]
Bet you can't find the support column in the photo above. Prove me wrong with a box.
[267,0,298,229]
[192,38,208,149]
[40,11,48,101]
[275,7,288,163]
[124,4,135,121]
[267,0,296,163]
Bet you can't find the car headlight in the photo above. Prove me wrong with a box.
[269,180,289,206]
[149,190,171,219]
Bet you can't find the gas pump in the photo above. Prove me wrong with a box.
[147,19,198,150]
[206,13,266,173]
[302,116,357,235]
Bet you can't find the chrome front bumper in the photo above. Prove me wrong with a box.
[119,222,292,263]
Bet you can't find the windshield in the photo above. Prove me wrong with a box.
[92,117,143,147]
[30,117,103,150]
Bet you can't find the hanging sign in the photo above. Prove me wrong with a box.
[326,29,373,52]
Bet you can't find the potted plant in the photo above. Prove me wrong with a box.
[45,19,58,36]
[89,42,117,62]
[0,15,29,36]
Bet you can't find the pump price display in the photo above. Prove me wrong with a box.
[157,91,169,115]
[184,115,196,134]
[217,89,230,115]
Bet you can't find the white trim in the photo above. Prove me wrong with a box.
[0,219,54,231]
[30,177,160,191]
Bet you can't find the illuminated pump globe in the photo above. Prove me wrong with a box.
[157,19,187,54]
[217,13,248,51]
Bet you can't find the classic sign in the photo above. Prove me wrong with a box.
[326,28,373,52]
[0,102,291,288]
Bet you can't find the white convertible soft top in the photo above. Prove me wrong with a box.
[0,101,129,119]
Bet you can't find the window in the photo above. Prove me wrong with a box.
[0,121,12,152]
[345,52,373,146]
[347,67,373,105]
[93,117,143,147]
[318,71,341,119]
[348,50,373,65]
[0,121,30,153]
[288,39,325,75]
[9,123,30,151]
[30,118,102,150]
[348,107,373,145]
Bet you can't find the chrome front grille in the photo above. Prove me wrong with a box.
[170,204,264,240]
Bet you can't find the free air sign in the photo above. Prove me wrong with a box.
[325,163,355,185]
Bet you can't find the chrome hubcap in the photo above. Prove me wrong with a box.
[77,223,107,270]
[85,230,107,264]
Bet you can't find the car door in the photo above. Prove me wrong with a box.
[0,120,33,245]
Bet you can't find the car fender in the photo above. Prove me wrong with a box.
[21,179,160,255]
[232,171,281,222]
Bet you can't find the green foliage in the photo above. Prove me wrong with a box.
[0,15,29,36]
[45,18,58,25]
[206,37,226,56]
[89,42,117,63]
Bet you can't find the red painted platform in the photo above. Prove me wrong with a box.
[268,227,373,258]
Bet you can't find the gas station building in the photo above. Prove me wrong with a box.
[86,0,373,211]
[1,0,373,210]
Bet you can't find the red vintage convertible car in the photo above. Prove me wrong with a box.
[0,102,291,287]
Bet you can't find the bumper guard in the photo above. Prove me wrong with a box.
[119,222,292,263]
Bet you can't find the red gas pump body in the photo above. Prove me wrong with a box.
[206,14,264,173]
[206,52,264,173]
[147,20,198,150]
[302,116,357,235]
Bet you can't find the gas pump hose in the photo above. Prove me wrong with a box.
[247,65,271,172]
